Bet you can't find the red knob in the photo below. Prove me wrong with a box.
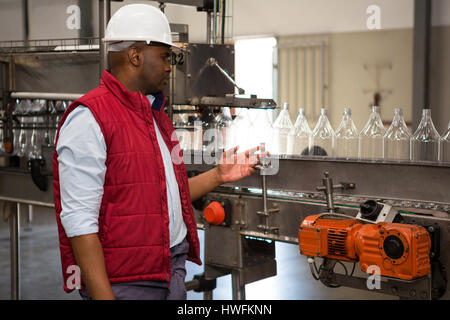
[204,201,225,225]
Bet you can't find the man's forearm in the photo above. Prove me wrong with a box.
[188,167,222,202]
[70,233,116,300]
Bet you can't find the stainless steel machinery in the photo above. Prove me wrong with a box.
[0,0,449,301]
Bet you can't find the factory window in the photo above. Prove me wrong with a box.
[234,37,277,100]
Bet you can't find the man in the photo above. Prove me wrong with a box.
[53,4,265,300]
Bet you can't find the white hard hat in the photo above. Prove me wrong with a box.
[103,4,179,49]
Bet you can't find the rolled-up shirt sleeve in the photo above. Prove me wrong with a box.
[56,106,106,238]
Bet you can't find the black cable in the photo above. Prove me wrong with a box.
[336,260,348,276]
[350,263,356,276]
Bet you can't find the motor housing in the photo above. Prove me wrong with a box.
[298,215,431,280]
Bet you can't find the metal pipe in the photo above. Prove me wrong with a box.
[1,62,7,108]
[99,0,111,76]
[303,47,307,109]
[231,270,245,300]
[8,56,15,92]
[262,174,268,214]
[206,12,212,44]
[295,47,298,108]
[221,0,226,44]
[412,0,432,128]
[10,203,21,300]
[25,204,33,231]
[212,0,217,44]
[0,196,54,208]
[10,92,83,100]
[320,42,325,109]
[311,47,316,120]
[22,0,30,47]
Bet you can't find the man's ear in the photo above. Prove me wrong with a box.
[127,46,141,67]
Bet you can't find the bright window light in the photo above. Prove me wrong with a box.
[234,37,277,99]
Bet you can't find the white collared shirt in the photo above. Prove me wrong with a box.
[56,95,187,248]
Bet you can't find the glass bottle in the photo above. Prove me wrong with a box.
[31,99,46,114]
[335,108,358,159]
[287,108,311,156]
[310,108,335,157]
[28,118,43,159]
[55,100,68,112]
[272,102,293,155]
[12,119,21,156]
[22,99,32,115]
[229,108,251,151]
[12,99,22,115]
[441,121,450,162]
[215,107,233,151]
[17,117,30,158]
[200,107,218,152]
[410,109,440,162]
[384,108,411,161]
[359,106,386,160]
[248,108,273,152]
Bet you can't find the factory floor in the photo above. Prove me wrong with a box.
[0,205,396,300]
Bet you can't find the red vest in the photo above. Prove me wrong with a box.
[53,70,201,293]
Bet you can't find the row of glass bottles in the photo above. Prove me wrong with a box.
[8,99,69,159]
[272,104,450,162]
[172,103,450,163]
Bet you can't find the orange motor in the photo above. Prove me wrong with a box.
[298,215,431,280]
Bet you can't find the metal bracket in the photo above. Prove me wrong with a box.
[316,171,355,213]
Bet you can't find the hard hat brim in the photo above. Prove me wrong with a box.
[102,38,181,49]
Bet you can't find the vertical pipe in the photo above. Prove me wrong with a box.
[78,0,94,44]
[99,0,111,76]
[272,43,278,104]
[206,12,212,44]
[10,203,21,300]
[412,0,432,128]
[213,0,217,45]
[25,204,33,231]
[2,62,7,108]
[221,0,226,44]
[294,47,298,109]
[320,42,325,109]
[286,48,291,105]
[9,56,16,93]
[22,0,29,46]
[311,46,316,120]
[231,270,245,300]
[303,46,307,110]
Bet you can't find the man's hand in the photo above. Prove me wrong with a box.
[216,145,269,184]
[188,144,269,202]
